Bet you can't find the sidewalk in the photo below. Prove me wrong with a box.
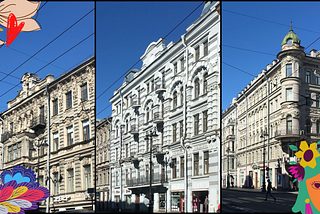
[222,187,299,195]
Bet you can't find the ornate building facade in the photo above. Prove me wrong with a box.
[222,27,320,191]
[0,57,95,212]
[109,1,220,213]
[96,117,111,211]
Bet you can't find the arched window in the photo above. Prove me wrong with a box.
[146,108,149,122]
[286,115,292,134]
[203,73,208,94]
[306,119,311,133]
[173,91,177,108]
[195,78,200,98]
[126,119,129,133]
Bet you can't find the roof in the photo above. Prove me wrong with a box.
[281,29,300,46]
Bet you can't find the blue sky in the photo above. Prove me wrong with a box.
[0,1,94,113]
[222,2,320,112]
[96,1,204,120]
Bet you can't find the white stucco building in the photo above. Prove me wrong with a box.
[109,1,220,213]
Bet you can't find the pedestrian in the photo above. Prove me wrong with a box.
[265,179,276,201]
[204,196,209,213]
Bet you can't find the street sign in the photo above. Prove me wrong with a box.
[266,167,269,171]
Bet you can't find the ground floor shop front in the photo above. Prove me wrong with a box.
[237,162,299,191]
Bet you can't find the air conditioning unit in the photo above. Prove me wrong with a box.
[300,130,304,135]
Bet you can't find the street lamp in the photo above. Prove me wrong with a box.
[144,128,158,213]
[29,138,48,182]
[260,131,268,192]
[226,147,230,188]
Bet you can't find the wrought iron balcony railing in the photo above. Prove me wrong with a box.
[126,174,168,187]
[30,115,46,130]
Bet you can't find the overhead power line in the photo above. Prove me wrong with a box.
[96,2,204,116]
[0,32,94,98]
[0,7,94,84]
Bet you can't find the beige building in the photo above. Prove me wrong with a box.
[223,27,320,191]
[0,57,95,212]
[96,117,111,211]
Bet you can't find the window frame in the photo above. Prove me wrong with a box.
[81,83,88,102]
[66,91,72,109]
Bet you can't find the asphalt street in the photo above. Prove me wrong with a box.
[222,188,300,213]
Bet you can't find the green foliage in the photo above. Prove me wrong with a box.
[289,145,298,152]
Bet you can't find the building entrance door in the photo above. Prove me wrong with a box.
[192,191,208,213]
[135,194,140,212]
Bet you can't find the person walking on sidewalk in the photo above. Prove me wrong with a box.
[265,179,276,201]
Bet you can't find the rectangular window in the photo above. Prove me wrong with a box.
[147,83,149,94]
[67,169,74,192]
[67,126,73,146]
[286,64,292,77]
[10,122,13,134]
[195,46,200,61]
[66,91,72,109]
[286,88,292,101]
[316,74,320,85]
[83,120,90,141]
[53,99,58,116]
[151,80,154,92]
[306,71,311,83]
[204,40,208,56]
[53,172,59,195]
[174,63,177,75]
[115,148,118,162]
[181,57,185,71]
[317,94,320,108]
[172,158,177,179]
[204,151,209,175]
[180,121,183,139]
[194,114,199,135]
[81,83,88,101]
[116,171,119,186]
[180,156,184,178]
[306,94,311,106]
[203,111,208,132]
[173,124,177,142]
[194,153,199,176]
[17,142,21,159]
[84,165,91,189]
[53,132,59,152]
[8,145,12,161]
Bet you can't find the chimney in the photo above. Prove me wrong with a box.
[272,60,277,65]
[266,64,272,70]
[310,49,316,57]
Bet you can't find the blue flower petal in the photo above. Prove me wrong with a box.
[12,173,22,183]
[4,174,12,184]
[20,176,30,183]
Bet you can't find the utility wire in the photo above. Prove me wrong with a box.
[0,7,94,84]
[223,8,320,35]
[96,2,203,109]
[0,32,94,98]
[223,45,274,56]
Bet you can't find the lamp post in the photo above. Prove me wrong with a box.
[226,147,230,188]
[260,131,268,192]
[29,138,48,183]
[144,128,158,213]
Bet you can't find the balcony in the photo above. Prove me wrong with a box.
[155,84,166,94]
[153,112,164,124]
[30,115,46,131]
[130,124,139,135]
[126,175,168,187]
[131,98,141,109]
[275,128,306,142]
[1,131,12,143]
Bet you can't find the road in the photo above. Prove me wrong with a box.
[222,189,300,213]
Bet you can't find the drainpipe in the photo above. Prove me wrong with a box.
[234,102,238,187]
[119,88,123,212]
[105,118,112,210]
[181,34,188,213]
[0,116,4,170]
[243,92,248,188]
[45,84,50,213]
[262,72,269,172]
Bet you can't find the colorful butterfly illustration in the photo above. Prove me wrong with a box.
[0,165,49,214]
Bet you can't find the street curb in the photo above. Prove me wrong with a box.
[222,188,298,195]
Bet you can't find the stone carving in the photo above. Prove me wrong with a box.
[82,157,90,166]
[66,161,73,170]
